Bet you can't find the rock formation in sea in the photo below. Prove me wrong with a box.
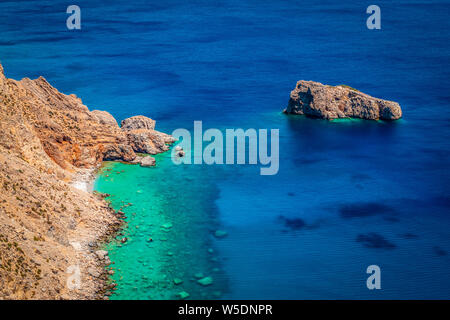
[122,116,175,156]
[0,62,174,299]
[283,80,402,120]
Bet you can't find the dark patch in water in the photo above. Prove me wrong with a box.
[0,35,76,46]
[339,202,395,219]
[420,147,449,159]
[400,233,419,239]
[305,219,325,230]
[293,156,325,165]
[278,215,306,231]
[383,216,400,223]
[351,173,372,181]
[432,196,450,209]
[356,233,396,249]
[433,246,447,256]
[287,192,295,197]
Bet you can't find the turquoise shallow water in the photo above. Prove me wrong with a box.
[95,152,228,299]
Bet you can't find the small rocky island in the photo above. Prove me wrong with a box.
[283,80,402,120]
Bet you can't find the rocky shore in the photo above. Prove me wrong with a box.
[284,80,402,120]
[0,62,174,299]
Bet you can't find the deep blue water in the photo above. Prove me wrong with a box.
[1,0,449,299]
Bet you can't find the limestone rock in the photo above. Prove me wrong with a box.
[121,116,175,155]
[95,250,108,260]
[91,110,118,126]
[125,129,174,154]
[284,80,402,120]
[102,144,136,162]
[88,267,101,278]
[140,156,156,167]
[121,116,156,131]
[133,155,156,167]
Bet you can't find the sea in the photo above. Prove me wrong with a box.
[0,0,449,299]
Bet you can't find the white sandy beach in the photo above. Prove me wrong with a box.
[70,168,97,193]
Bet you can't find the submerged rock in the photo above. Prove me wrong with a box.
[161,222,173,229]
[433,246,447,256]
[177,291,190,299]
[197,276,213,286]
[173,278,183,285]
[284,80,402,120]
[356,233,396,249]
[278,216,306,231]
[214,230,228,238]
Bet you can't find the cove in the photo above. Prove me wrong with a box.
[94,150,228,299]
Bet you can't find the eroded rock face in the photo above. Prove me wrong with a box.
[0,64,174,170]
[284,80,402,120]
[102,144,136,162]
[121,115,155,131]
[121,116,177,155]
[91,110,119,127]
[125,129,176,154]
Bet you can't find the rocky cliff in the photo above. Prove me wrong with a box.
[0,62,173,299]
[284,80,402,120]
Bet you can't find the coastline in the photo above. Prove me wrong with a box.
[69,165,126,300]
[0,62,175,299]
